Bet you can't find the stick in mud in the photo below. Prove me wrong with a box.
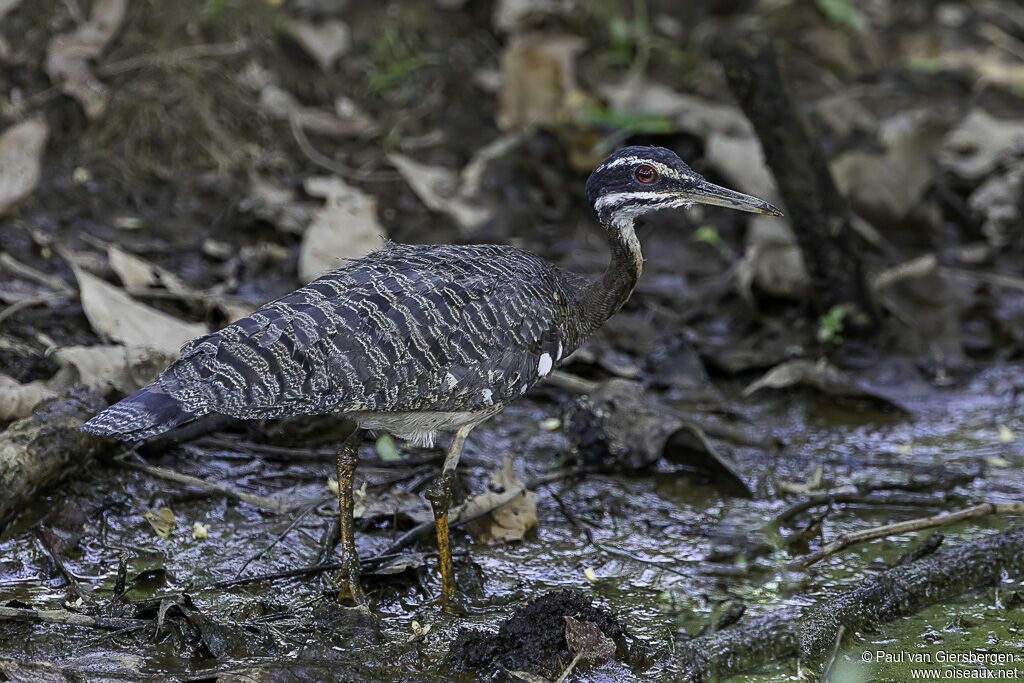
[674,524,1024,680]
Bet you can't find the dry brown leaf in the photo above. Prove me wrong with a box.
[44,0,126,119]
[831,113,945,226]
[55,345,173,396]
[0,374,56,421]
[73,266,208,355]
[284,19,350,71]
[298,177,385,282]
[497,33,585,130]
[465,457,537,545]
[0,117,48,216]
[107,246,159,290]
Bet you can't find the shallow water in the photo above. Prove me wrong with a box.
[1,365,1022,681]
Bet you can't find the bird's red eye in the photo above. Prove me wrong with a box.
[635,164,657,183]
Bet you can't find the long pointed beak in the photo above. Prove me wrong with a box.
[677,179,784,217]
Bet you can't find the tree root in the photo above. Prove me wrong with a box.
[674,525,1024,680]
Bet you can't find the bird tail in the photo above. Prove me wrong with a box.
[82,383,200,441]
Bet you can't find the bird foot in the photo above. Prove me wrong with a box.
[334,566,369,608]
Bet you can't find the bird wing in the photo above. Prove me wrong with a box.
[159,244,575,419]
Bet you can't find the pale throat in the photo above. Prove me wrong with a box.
[612,215,644,279]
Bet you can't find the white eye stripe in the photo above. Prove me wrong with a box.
[594,191,672,210]
[597,156,692,183]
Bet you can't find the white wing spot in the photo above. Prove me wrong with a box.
[481,388,493,405]
[556,340,563,360]
[538,353,553,377]
[445,372,458,389]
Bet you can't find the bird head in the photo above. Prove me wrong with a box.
[586,146,783,228]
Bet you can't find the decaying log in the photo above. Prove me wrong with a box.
[674,525,1024,680]
[716,34,879,330]
[0,387,109,532]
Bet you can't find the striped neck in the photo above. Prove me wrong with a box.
[582,215,643,331]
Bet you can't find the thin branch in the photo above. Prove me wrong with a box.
[0,606,147,631]
[775,491,949,524]
[116,460,292,514]
[235,498,327,577]
[0,253,74,294]
[790,502,1024,570]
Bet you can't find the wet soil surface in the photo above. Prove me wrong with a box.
[2,0,1024,680]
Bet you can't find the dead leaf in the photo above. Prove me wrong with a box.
[389,152,492,233]
[830,112,945,227]
[284,19,350,71]
[600,76,754,139]
[735,217,809,301]
[144,507,175,537]
[564,616,616,667]
[493,0,570,33]
[0,374,56,421]
[45,0,126,119]
[968,163,1024,248]
[0,0,22,22]
[55,345,173,395]
[355,490,433,524]
[366,552,428,576]
[108,246,159,290]
[239,175,313,234]
[940,109,1024,182]
[705,133,776,200]
[73,266,208,354]
[465,457,537,544]
[497,33,585,130]
[298,176,386,282]
[259,84,376,138]
[0,117,48,216]
[701,131,808,300]
[389,135,524,234]
[192,522,210,540]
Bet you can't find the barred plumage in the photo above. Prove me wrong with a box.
[83,242,592,445]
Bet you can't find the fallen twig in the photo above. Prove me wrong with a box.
[789,502,1024,570]
[775,490,949,524]
[235,498,327,577]
[0,606,147,631]
[116,460,292,514]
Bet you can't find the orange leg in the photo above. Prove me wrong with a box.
[424,425,473,610]
[335,429,367,606]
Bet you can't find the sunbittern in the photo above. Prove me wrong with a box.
[83,146,782,609]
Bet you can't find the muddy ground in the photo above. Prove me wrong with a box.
[1,0,1024,681]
